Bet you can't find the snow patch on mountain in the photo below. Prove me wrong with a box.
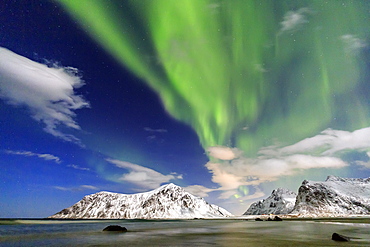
[243,188,297,215]
[291,176,370,217]
[49,183,232,219]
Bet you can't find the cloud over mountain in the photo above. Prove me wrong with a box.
[107,158,182,189]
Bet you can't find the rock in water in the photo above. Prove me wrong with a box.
[243,188,297,215]
[103,225,127,232]
[273,216,282,221]
[332,233,350,242]
[291,176,370,217]
[49,183,232,219]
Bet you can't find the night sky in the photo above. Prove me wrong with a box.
[1,0,370,217]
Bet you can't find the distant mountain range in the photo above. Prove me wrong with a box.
[50,176,369,219]
[244,176,370,217]
[49,183,232,219]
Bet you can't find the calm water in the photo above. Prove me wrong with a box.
[0,218,369,246]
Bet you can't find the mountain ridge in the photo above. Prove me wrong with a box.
[243,188,297,215]
[49,183,232,219]
[291,176,370,217]
[243,176,370,217]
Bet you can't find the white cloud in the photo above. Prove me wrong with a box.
[207,146,240,160]
[355,161,370,169]
[205,154,347,199]
[354,151,370,169]
[170,172,183,179]
[277,127,370,156]
[67,164,90,171]
[205,154,347,192]
[0,47,89,144]
[80,185,99,190]
[5,150,61,164]
[107,158,182,189]
[184,183,264,201]
[54,185,98,191]
[279,8,311,34]
[218,189,240,200]
[144,127,168,133]
[205,162,245,190]
[285,154,347,169]
[341,34,367,54]
[220,186,266,202]
[54,186,70,191]
[239,189,265,202]
[322,128,370,155]
[203,127,370,198]
[184,185,213,198]
[254,64,268,73]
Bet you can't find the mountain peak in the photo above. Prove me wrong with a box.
[292,176,370,217]
[272,188,296,195]
[243,188,296,215]
[158,183,181,189]
[244,176,370,217]
[325,175,344,182]
[49,184,232,219]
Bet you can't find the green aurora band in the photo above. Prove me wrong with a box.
[57,0,370,156]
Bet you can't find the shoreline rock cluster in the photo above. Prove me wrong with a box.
[255,216,283,221]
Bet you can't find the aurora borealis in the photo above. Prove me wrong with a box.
[1,0,370,217]
[57,0,370,154]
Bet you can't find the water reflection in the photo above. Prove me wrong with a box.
[0,219,369,246]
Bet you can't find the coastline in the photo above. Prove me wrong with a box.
[2,214,370,223]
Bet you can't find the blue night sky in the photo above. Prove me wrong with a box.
[1,0,370,217]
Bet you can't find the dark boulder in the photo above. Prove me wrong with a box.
[103,225,128,232]
[332,233,350,242]
[267,217,273,221]
[255,218,263,221]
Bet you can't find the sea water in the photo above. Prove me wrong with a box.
[0,218,369,246]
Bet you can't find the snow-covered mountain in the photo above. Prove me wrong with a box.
[242,176,370,217]
[291,176,370,217]
[243,188,297,215]
[49,183,232,219]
